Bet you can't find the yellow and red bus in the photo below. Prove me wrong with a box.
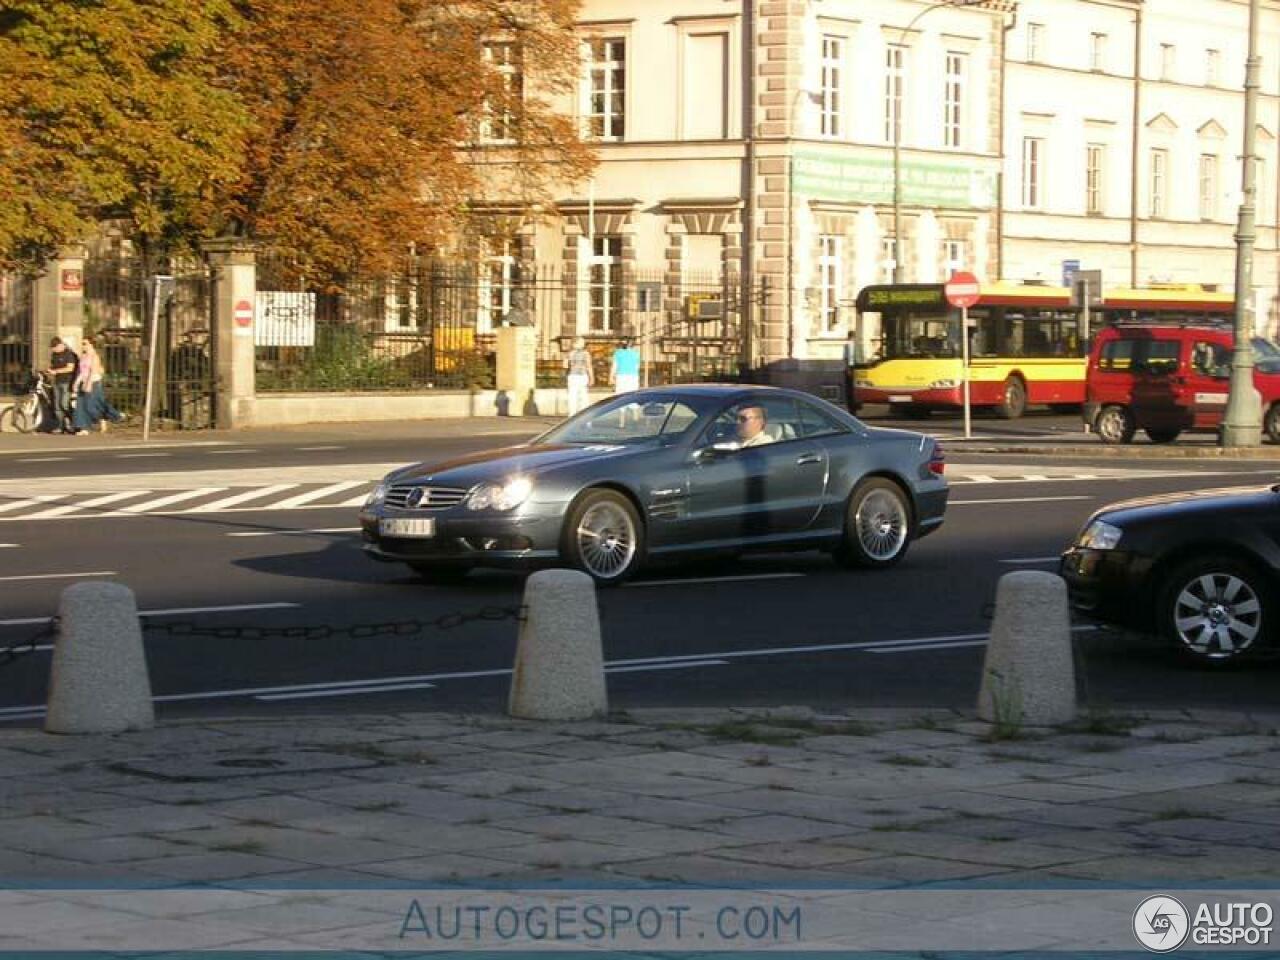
[847,282,1234,418]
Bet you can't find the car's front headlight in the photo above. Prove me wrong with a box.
[1078,519,1123,550]
[467,476,533,512]
[929,378,959,389]
[364,481,389,508]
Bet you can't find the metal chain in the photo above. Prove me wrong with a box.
[140,605,526,642]
[0,617,58,669]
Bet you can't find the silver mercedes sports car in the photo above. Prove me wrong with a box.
[360,384,948,584]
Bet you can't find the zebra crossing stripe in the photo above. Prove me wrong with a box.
[272,480,367,510]
[25,490,152,519]
[187,484,299,513]
[0,496,63,514]
[338,490,374,507]
[118,487,227,514]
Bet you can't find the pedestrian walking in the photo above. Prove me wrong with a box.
[44,336,78,433]
[565,337,593,415]
[610,337,641,395]
[71,336,124,435]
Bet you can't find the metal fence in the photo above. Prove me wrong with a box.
[255,257,760,392]
[0,274,32,397]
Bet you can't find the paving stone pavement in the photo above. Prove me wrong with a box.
[0,705,1278,952]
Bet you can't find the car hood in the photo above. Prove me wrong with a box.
[1095,484,1280,526]
[388,442,646,486]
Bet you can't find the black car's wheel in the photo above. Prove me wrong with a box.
[997,376,1027,419]
[563,488,644,585]
[1158,555,1271,664]
[835,478,913,569]
[1145,427,1181,444]
[408,562,473,584]
[1265,403,1280,443]
[1095,404,1136,444]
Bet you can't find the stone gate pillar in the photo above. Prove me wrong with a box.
[202,238,256,429]
[32,244,87,354]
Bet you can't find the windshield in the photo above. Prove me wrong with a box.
[535,396,704,446]
[1253,338,1280,369]
[873,311,959,361]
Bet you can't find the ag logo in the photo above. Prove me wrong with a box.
[1133,895,1190,952]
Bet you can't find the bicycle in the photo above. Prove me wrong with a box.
[0,370,55,434]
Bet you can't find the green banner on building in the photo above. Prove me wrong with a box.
[793,149,995,209]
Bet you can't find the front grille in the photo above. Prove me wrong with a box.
[386,484,469,510]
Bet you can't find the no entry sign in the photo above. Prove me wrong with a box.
[233,299,254,328]
[944,271,981,309]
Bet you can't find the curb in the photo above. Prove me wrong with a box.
[960,443,1280,460]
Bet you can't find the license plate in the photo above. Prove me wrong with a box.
[889,394,913,402]
[379,517,436,538]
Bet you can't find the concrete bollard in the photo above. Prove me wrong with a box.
[508,569,606,721]
[977,571,1076,727]
[46,582,155,734]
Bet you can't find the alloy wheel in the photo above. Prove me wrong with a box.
[1172,571,1262,659]
[855,489,907,561]
[575,500,637,579]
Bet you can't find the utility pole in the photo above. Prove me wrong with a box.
[1221,0,1262,447]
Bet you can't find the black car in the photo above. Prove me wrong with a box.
[1061,485,1280,663]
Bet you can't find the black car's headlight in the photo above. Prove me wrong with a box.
[364,481,389,508]
[1077,519,1123,550]
[467,476,533,512]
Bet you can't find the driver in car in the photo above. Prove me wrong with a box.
[736,405,775,447]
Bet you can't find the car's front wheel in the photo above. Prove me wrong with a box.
[835,478,913,569]
[1158,555,1271,664]
[562,489,644,585]
[1265,403,1280,443]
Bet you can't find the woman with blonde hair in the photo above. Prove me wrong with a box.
[71,336,125,435]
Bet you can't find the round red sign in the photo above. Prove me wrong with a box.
[233,299,253,328]
[944,271,981,309]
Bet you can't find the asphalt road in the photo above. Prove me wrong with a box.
[2,410,1278,725]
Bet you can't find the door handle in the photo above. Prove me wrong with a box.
[795,453,823,466]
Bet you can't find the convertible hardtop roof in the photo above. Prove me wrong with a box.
[628,383,808,399]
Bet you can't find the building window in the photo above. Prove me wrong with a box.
[1090,32,1107,72]
[1199,154,1219,220]
[1021,137,1044,209]
[1149,148,1168,218]
[479,239,519,333]
[818,235,842,333]
[942,239,968,275]
[820,35,844,138]
[1205,48,1220,86]
[587,235,623,332]
[1026,23,1044,63]
[880,236,900,283]
[587,37,626,141]
[1159,43,1176,81]
[1086,143,1106,215]
[384,274,419,331]
[683,31,728,140]
[943,52,966,149]
[481,42,522,143]
[885,44,905,143]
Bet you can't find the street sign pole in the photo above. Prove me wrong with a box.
[961,304,972,439]
[944,271,982,440]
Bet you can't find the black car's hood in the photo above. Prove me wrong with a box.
[1097,484,1280,526]
[390,442,646,485]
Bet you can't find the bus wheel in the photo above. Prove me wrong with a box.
[1095,405,1136,444]
[1266,404,1280,443]
[997,377,1026,419]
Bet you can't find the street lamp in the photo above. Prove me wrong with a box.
[891,0,990,283]
[1221,0,1262,447]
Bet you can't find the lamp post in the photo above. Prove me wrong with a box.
[1221,0,1262,447]
[891,0,989,283]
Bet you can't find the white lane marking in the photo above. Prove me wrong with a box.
[226,527,360,538]
[338,491,373,507]
[951,495,1093,505]
[0,496,63,514]
[1023,474,1050,481]
[26,490,150,519]
[117,453,171,459]
[0,571,116,583]
[207,449,258,455]
[627,573,806,588]
[999,556,1061,564]
[16,457,70,463]
[0,601,300,628]
[272,480,366,510]
[187,484,298,513]
[870,640,989,654]
[605,659,728,674]
[0,543,18,549]
[119,487,226,514]
[298,446,345,451]
[962,474,998,483]
[258,681,438,701]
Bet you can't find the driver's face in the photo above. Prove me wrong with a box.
[736,407,765,441]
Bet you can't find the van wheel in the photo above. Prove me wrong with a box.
[1145,428,1181,444]
[1266,404,1280,443]
[1095,405,1136,444]
[997,377,1026,419]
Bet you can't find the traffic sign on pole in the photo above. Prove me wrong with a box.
[945,271,981,309]
[944,272,980,438]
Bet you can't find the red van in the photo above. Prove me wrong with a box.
[1084,322,1280,444]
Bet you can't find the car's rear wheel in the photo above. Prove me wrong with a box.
[1158,555,1271,665]
[562,489,644,585]
[1145,427,1181,444]
[408,562,473,584]
[835,478,912,569]
[1265,403,1280,443]
[1095,404,1136,444]
[997,377,1027,419]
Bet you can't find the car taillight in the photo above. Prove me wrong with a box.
[928,441,945,475]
